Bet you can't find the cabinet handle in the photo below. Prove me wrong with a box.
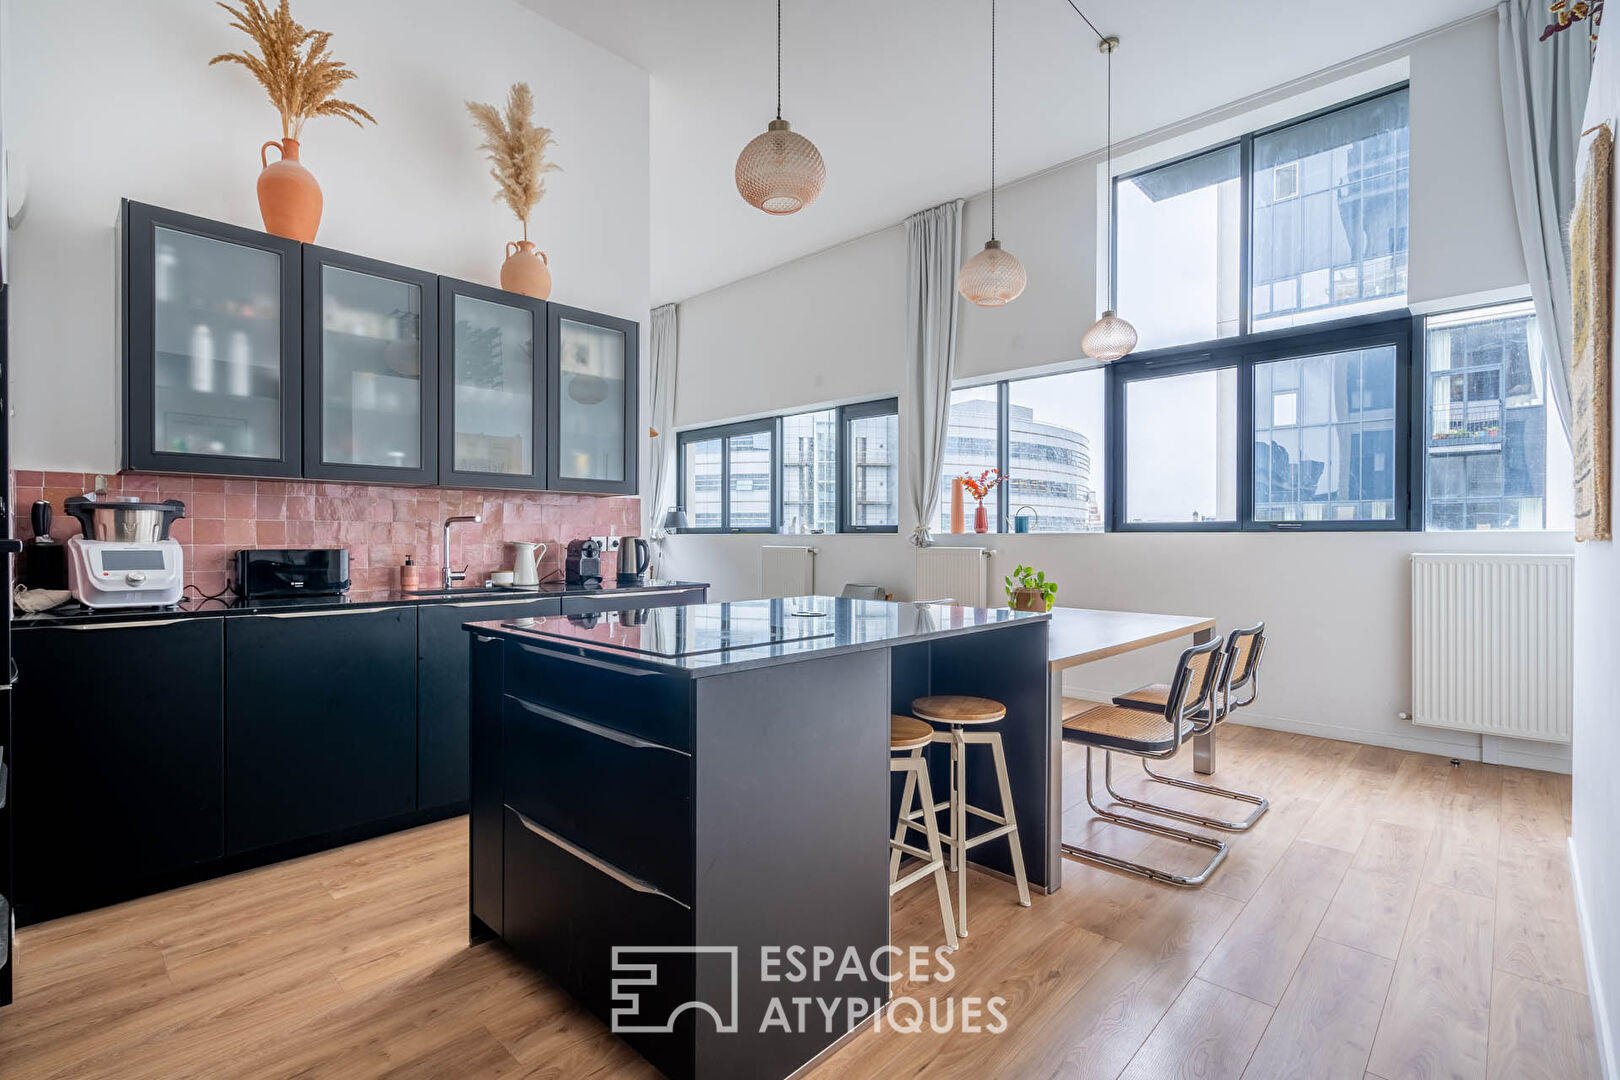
[446,598,552,609]
[253,607,391,620]
[59,617,196,631]
[0,748,7,812]
[516,642,658,678]
[474,634,498,644]
[511,696,688,756]
[510,807,690,910]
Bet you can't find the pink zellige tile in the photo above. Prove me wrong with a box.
[192,519,226,545]
[257,520,288,547]
[189,493,226,519]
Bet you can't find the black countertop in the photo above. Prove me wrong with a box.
[13,579,708,628]
[467,596,1049,677]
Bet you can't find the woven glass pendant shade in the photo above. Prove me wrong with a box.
[1082,310,1138,361]
[958,240,1027,307]
[735,119,826,215]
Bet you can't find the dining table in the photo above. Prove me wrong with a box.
[1039,606,1217,891]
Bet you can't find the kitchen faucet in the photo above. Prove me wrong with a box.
[441,514,482,590]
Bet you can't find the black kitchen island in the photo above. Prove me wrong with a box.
[465,596,1051,1080]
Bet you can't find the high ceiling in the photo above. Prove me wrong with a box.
[518,0,1492,304]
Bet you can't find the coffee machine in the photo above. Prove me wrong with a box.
[565,538,603,587]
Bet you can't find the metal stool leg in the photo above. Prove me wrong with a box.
[1060,748,1229,888]
[1136,753,1269,831]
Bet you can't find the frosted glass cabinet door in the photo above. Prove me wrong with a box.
[303,248,439,485]
[123,202,302,477]
[437,279,546,490]
[547,304,639,495]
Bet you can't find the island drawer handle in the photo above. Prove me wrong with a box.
[510,807,690,910]
[59,617,197,631]
[254,607,391,620]
[516,642,657,677]
[511,696,689,756]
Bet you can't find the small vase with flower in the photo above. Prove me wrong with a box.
[959,468,1007,534]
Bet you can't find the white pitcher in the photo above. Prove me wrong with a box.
[510,541,548,586]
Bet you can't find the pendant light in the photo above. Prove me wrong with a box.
[735,0,826,215]
[1081,33,1138,361]
[958,0,1027,307]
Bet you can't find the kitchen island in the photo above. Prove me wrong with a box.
[465,596,1050,1080]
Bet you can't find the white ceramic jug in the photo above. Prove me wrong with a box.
[510,541,548,586]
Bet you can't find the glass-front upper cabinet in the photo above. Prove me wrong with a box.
[302,247,438,485]
[547,303,639,495]
[437,279,547,490]
[123,201,303,476]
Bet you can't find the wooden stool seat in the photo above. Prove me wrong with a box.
[911,695,1007,725]
[890,715,935,751]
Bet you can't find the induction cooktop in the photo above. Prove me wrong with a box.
[502,603,835,659]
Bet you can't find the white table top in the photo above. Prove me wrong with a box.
[1046,607,1216,671]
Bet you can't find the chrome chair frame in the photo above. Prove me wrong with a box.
[1114,623,1270,832]
[1061,637,1229,887]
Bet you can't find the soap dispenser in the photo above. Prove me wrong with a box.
[400,555,420,592]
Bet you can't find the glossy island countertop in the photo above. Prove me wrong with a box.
[13,578,708,627]
[466,595,1049,676]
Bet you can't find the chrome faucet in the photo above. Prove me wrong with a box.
[441,514,482,589]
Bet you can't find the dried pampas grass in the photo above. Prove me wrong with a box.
[467,84,560,240]
[210,0,375,140]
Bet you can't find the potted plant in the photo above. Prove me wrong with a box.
[959,468,1006,534]
[210,0,376,243]
[1004,564,1057,612]
[467,83,561,299]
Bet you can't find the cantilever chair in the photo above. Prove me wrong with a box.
[1111,622,1269,832]
[1060,636,1228,887]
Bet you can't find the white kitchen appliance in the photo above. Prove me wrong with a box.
[63,495,186,608]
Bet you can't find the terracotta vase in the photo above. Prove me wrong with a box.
[257,138,322,242]
[501,240,552,299]
[1011,586,1048,613]
[950,478,965,534]
[973,501,989,534]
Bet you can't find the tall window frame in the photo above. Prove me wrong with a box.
[675,418,779,534]
[838,397,900,534]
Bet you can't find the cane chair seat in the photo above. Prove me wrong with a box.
[1062,700,1200,754]
[890,715,936,751]
[1061,696,1103,722]
[912,695,1007,725]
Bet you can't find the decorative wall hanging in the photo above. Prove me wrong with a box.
[1571,122,1612,541]
[958,0,1027,307]
[735,0,826,214]
[210,0,375,243]
[467,83,561,299]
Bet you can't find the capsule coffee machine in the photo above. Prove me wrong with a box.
[564,538,603,587]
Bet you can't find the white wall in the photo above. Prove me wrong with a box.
[4,0,650,473]
[1572,32,1620,1080]
[664,11,1574,771]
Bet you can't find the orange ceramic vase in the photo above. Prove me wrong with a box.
[501,240,552,299]
[257,138,322,242]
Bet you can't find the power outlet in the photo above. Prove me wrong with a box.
[593,535,620,552]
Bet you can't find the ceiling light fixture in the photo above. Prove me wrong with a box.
[958,0,1027,307]
[735,0,826,215]
[1070,6,1137,362]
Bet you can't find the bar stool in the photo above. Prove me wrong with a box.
[905,695,1031,938]
[1061,637,1229,887]
[1110,622,1269,831]
[889,715,958,951]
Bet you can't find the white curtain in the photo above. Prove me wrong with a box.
[1499,0,1594,436]
[645,303,679,539]
[904,200,963,546]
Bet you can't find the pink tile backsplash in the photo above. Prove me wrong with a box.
[12,470,639,598]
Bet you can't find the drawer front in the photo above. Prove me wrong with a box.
[561,586,705,616]
[503,639,691,752]
[503,695,692,904]
[502,804,694,1078]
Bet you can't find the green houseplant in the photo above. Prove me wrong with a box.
[1004,564,1057,612]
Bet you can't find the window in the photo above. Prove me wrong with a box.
[938,371,1106,533]
[676,420,776,533]
[1114,85,1409,349]
[1123,367,1239,524]
[676,398,897,535]
[1423,301,1572,531]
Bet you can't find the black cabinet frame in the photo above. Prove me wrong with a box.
[546,303,640,495]
[123,201,304,478]
[437,277,549,491]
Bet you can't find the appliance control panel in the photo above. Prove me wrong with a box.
[66,538,184,607]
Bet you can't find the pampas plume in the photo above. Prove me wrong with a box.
[467,83,560,240]
[210,0,376,140]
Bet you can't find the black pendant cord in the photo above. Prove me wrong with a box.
[1063,0,1106,42]
[1105,41,1113,310]
[776,0,783,120]
[990,0,998,241]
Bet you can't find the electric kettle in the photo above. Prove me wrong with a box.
[617,536,652,584]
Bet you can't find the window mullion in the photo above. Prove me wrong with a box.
[1239,133,1254,336]
[997,382,1011,532]
[720,435,732,532]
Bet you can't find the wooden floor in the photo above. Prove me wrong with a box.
[0,725,1598,1079]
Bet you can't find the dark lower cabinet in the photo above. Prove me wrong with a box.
[416,596,561,812]
[12,619,225,923]
[225,606,417,853]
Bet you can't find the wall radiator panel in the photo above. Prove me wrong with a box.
[1411,553,1574,743]
[916,547,992,607]
[761,545,816,597]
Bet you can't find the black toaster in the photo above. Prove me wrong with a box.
[235,549,351,599]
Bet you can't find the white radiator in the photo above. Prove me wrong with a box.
[761,545,816,597]
[1411,553,1574,743]
[916,547,992,607]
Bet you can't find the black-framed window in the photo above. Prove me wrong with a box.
[1107,312,1414,531]
[841,398,900,532]
[677,418,777,534]
[1114,84,1410,353]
